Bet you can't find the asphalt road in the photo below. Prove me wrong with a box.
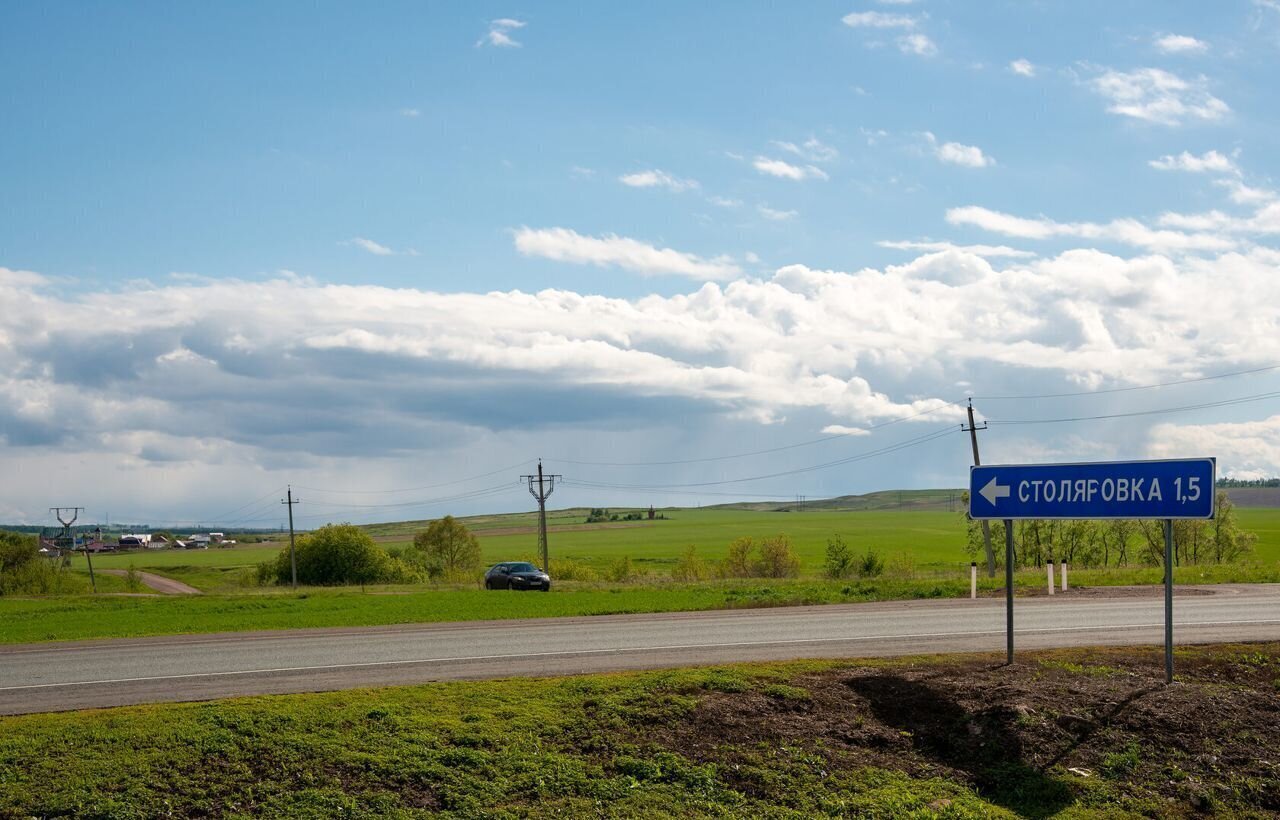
[2,584,1278,716]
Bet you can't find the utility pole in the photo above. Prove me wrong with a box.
[962,399,997,577]
[522,460,562,573]
[52,507,91,592]
[281,487,300,589]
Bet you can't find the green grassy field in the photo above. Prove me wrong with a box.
[88,506,1280,585]
[3,643,1277,817]
[6,562,1280,646]
[4,506,1273,645]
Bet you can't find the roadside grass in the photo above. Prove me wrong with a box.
[2,642,1277,817]
[0,577,981,645]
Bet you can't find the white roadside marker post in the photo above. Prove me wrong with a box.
[1046,560,1055,595]
[1061,561,1068,592]
[970,562,977,599]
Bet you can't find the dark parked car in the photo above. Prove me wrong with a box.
[484,562,551,591]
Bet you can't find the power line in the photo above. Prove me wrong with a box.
[258,484,523,525]
[558,483,821,499]
[986,389,1280,426]
[552,401,962,467]
[293,460,533,495]
[972,362,1280,401]
[203,485,288,524]
[564,427,959,490]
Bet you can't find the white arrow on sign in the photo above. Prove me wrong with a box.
[980,477,1011,506]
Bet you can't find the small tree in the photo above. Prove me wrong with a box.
[722,536,755,578]
[671,545,709,582]
[857,547,885,578]
[755,534,800,578]
[824,534,854,579]
[413,516,482,579]
[1210,491,1255,563]
[264,523,399,586]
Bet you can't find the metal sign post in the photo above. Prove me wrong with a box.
[970,458,1215,683]
[1005,520,1014,665]
[1165,518,1174,684]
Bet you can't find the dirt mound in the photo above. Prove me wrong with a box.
[641,644,1280,816]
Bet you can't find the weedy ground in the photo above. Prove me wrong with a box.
[2,642,1278,818]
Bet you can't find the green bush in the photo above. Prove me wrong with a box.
[858,547,886,578]
[606,555,634,583]
[720,536,755,578]
[824,534,854,579]
[1,530,88,595]
[671,545,709,582]
[260,524,418,587]
[755,534,800,578]
[550,558,599,582]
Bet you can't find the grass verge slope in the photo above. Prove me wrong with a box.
[1,643,1277,817]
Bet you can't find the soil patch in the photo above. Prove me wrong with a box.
[636,643,1280,817]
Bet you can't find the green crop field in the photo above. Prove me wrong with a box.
[4,504,1274,646]
[69,506,1280,589]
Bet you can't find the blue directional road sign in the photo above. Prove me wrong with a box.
[969,458,1216,520]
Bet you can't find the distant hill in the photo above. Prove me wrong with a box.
[708,489,963,513]
[6,486,1276,540]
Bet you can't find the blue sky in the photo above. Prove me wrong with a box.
[2,2,1280,528]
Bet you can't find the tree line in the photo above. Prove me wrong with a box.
[258,516,485,586]
[962,490,1255,569]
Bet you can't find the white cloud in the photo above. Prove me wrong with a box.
[821,425,871,436]
[946,205,1236,252]
[1009,59,1036,77]
[570,166,596,179]
[399,108,421,118]
[708,196,743,208]
[1214,179,1277,205]
[512,227,741,280]
[1154,33,1209,54]
[8,238,1280,518]
[1149,415,1280,478]
[897,33,937,56]
[878,240,1036,259]
[478,18,526,48]
[752,156,829,181]
[772,137,839,162]
[1149,149,1237,174]
[842,11,917,28]
[618,169,699,192]
[925,134,994,168]
[344,237,418,257]
[758,205,799,221]
[1090,67,1229,126]
[348,237,393,256]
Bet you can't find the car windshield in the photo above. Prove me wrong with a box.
[505,563,539,573]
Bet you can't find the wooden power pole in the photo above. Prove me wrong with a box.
[963,400,997,577]
[282,487,300,589]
